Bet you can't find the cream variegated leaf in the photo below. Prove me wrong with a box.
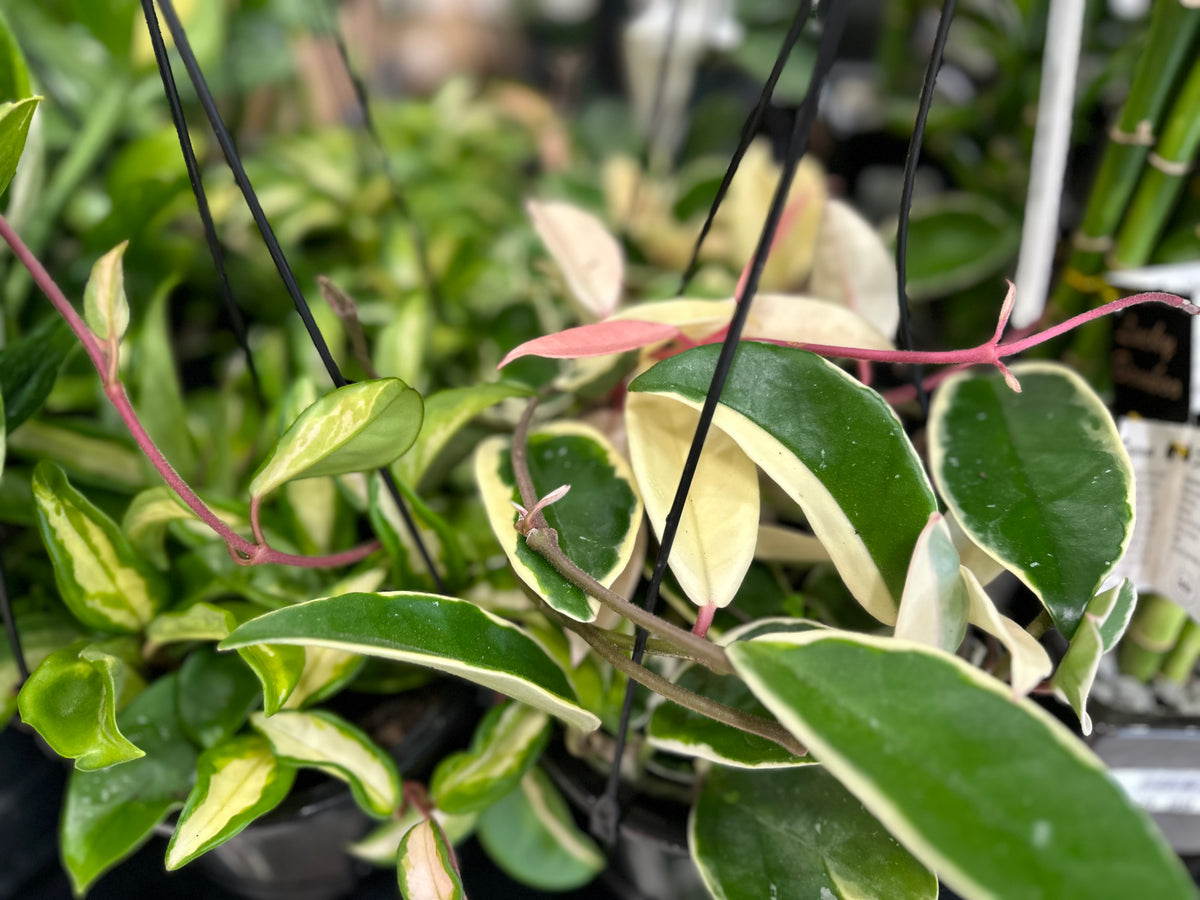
[807,198,899,338]
[527,199,624,320]
[625,392,758,608]
[894,514,969,653]
[396,818,464,900]
[744,293,893,352]
[961,567,1052,698]
[83,241,130,345]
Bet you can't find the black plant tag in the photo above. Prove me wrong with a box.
[1111,304,1198,422]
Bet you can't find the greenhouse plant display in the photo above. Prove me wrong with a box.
[2,1,1200,899]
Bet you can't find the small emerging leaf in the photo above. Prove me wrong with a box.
[0,95,39,197]
[397,819,465,900]
[250,378,423,499]
[83,242,131,344]
[352,811,476,867]
[808,198,899,338]
[251,709,400,818]
[166,735,296,870]
[894,514,969,652]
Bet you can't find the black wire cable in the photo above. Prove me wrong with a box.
[895,0,958,415]
[151,0,445,593]
[677,0,814,294]
[139,0,264,409]
[593,0,849,845]
[0,552,28,684]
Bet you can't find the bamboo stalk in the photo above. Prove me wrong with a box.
[1110,55,1200,268]
[1118,593,1190,682]
[1161,617,1200,683]
[1050,0,1200,316]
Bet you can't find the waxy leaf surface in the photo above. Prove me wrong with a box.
[176,646,261,749]
[397,818,465,900]
[222,592,598,732]
[626,392,757,608]
[929,362,1134,638]
[476,422,642,623]
[1053,579,1138,734]
[894,514,969,652]
[250,378,422,499]
[251,709,400,818]
[32,462,167,632]
[166,735,296,870]
[729,631,1194,900]
[691,765,936,900]
[631,343,936,623]
[61,675,198,894]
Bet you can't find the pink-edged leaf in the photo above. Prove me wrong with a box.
[498,320,685,368]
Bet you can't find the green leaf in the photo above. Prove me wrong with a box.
[477,769,604,892]
[1053,579,1138,734]
[397,819,465,900]
[17,643,144,770]
[647,663,812,769]
[249,378,423,499]
[283,646,366,710]
[0,96,38,197]
[475,423,643,623]
[431,701,551,814]
[690,765,937,900]
[392,382,531,488]
[1,607,81,727]
[631,343,936,624]
[894,193,1020,300]
[929,362,1134,638]
[0,391,5,482]
[32,462,167,632]
[177,646,262,749]
[251,709,400,819]
[132,279,197,478]
[221,592,599,732]
[239,643,305,716]
[61,674,198,895]
[893,513,969,652]
[0,11,32,102]
[626,392,758,608]
[352,810,476,867]
[165,734,296,870]
[961,566,1052,698]
[728,631,1195,900]
[144,601,236,651]
[83,241,130,344]
[0,315,77,432]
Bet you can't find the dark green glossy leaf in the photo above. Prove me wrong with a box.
[61,674,198,894]
[631,343,936,624]
[431,701,551,814]
[691,765,936,899]
[0,316,76,432]
[17,643,143,770]
[250,379,423,499]
[177,646,262,749]
[929,363,1134,638]
[476,424,642,623]
[477,769,604,892]
[166,735,296,870]
[32,462,168,632]
[729,632,1194,899]
[895,194,1020,299]
[221,592,598,732]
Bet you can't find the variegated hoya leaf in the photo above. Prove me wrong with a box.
[743,292,893,352]
[0,96,39,198]
[249,378,423,499]
[351,810,477,867]
[630,343,936,624]
[893,513,969,653]
[32,462,167,633]
[626,392,757,609]
[1053,579,1138,735]
[1,608,81,728]
[83,241,130,345]
[251,709,400,819]
[240,642,306,716]
[397,818,465,900]
[477,769,605,892]
[960,567,1052,699]
[929,362,1135,639]
[691,765,936,900]
[431,701,552,814]
[527,199,624,320]
[17,643,144,770]
[807,198,900,338]
[283,645,365,710]
[728,631,1194,900]
[475,422,642,623]
[166,735,296,870]
[144,602,236,652]
[221,593,599,732]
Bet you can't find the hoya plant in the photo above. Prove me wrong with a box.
[3,3,1200,900]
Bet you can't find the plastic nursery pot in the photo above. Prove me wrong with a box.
[538,741,710,900]
[163,679,481,900]
[0,725,66,900]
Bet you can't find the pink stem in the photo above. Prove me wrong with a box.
[692,601,717,638]
[0,212,380,571]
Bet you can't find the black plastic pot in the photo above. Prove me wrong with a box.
[0,725,66,900]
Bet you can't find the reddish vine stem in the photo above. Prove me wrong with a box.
[0,212,380,570]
